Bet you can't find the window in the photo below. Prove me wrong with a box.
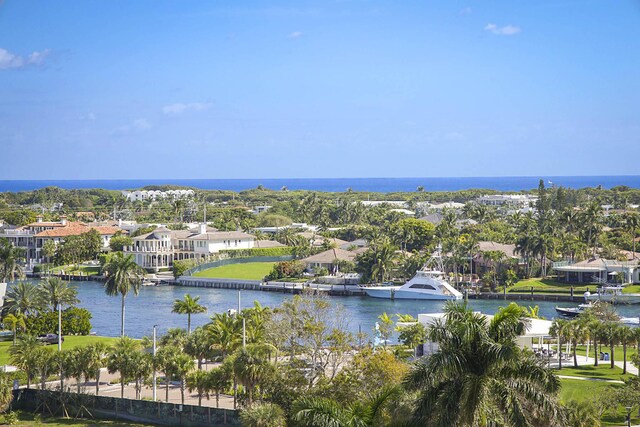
[409,284,437,290]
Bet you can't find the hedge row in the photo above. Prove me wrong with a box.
[219,246,295,258]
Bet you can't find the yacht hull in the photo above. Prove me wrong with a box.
[585,294,640,304]
[361,287,462,300]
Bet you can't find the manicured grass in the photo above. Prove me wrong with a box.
[623,285,640,294]
[575,344,638,363]
[559,378,621,403]
[192,262,276,280]
[3,411,156,426]
[508,278,592,294]
[0,336,119,366]
[50,265,101,275]
[556,364,634,381]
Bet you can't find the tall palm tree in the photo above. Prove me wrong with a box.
[207,312,242,358]
[80,342,109,396]
[618,325,635,374]
[0,240,24,283]
[103,252,145,337]
[292,386,398,427]
[550,319,571,370]
[172,353,195,405]
[184,327,212,370]
[370,242,396,283]
[231,345,273,406]
[186,369,209,406]
[107,336,141,398]
[208,366,230,408]
[241,403,287,427]
[624,212,640,258]
[38,276,79,311]
[405,302,564,426]
[3,281,42,316]
[600,322,620,369]
[172,294,207,335]
[2,313,26,345]
[9,335,41,389]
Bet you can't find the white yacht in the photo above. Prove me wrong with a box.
[584,286,640,304]
[360,247,463,300]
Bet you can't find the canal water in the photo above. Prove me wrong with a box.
[46,281,639,339]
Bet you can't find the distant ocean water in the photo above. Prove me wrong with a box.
[0,176,639,193]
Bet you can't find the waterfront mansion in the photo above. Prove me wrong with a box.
[0,215,123,269]
[123,223,255,271]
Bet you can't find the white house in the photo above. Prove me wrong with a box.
[121,189,195,202]
[124,224,255,271]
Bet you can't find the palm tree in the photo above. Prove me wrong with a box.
[566,320,585,368]
[107,336,141,398]
[618,325,635,374]
[184,327,211,370]
[207,312,242,358]
[8,335,41,389]
[3,281,42,316]
[600,322,620,369]
[156,346,180,403]
[172,353,195,405]
[103,252,145,337]
[2,313,25,345]
[292,386,398,427]
[550,319,571,370]
[39,276,79,311]
[0,240,24,283]
[624,212,640,258]
[208,366,230,408]
[186,369,209,406]
[172,294,207,335]
[370,242,396,283]
[241,403,287,427]
[405,302,564,426]
[80,342,109,396]
[231,345,273,406]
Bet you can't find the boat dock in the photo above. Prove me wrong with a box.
[177,277,366,296]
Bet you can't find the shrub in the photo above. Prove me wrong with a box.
[24,307,92,335]
[173,259,199,278]
[266,261,306,281]
[220,247,295,258]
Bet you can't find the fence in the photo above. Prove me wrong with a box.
[12,388,240,426]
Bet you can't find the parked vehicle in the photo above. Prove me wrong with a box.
[38,334,64,345]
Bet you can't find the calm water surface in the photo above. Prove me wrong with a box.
[51,281,639,339]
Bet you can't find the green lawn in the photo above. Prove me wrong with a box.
[3,411,156,426]
[556,364,634,381]
[508,278,592,294]
[0,336,119,366]
[623,285,640,294]
[50,265,101,276]
[574,344,638,363]
[192,262,276,280]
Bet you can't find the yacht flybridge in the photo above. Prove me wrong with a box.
[360,246,463,300]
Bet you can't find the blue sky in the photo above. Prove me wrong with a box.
[1,0,639,180]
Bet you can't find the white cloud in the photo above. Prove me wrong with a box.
[112,118,151,135]
[162,102,212,115]
[459,7,472,15]
[0,48,50,70]
[484,24,521,36]
[132,118,151,130]
[287,31,303,39]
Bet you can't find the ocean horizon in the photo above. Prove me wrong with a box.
[0,176,639,193]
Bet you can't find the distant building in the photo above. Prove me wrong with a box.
[252,205,272,214]
[121,189,195,202]
[553,258,640,284]
[0,215,123,268]
[300,247,364,273]
[477,194,537,208]
[123,224,255,271]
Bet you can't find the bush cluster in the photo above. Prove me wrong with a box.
[265,260,306,281]
[24,307,92,335]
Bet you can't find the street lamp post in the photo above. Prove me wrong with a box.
[57,303,62,352]
[152,324,158,401]
[626,406,632,427]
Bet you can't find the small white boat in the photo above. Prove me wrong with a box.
[584,286,640,305]
[360,246,463,300]
[555,303,593,318]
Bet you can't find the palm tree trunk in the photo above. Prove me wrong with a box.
[573,343,578,368]
[12,325,16,346]
[611,342,615,369]
[594,337,598,366]
[623,343,627,374]
[96,370,100,396]
[216,392,219,408]
[558,337,563,370]
[121,378,124,398]
[188,314,191,335]
[166,380,170,402]
[121,294,126,337]
[180,380,185,405]
[198,393,202,406]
